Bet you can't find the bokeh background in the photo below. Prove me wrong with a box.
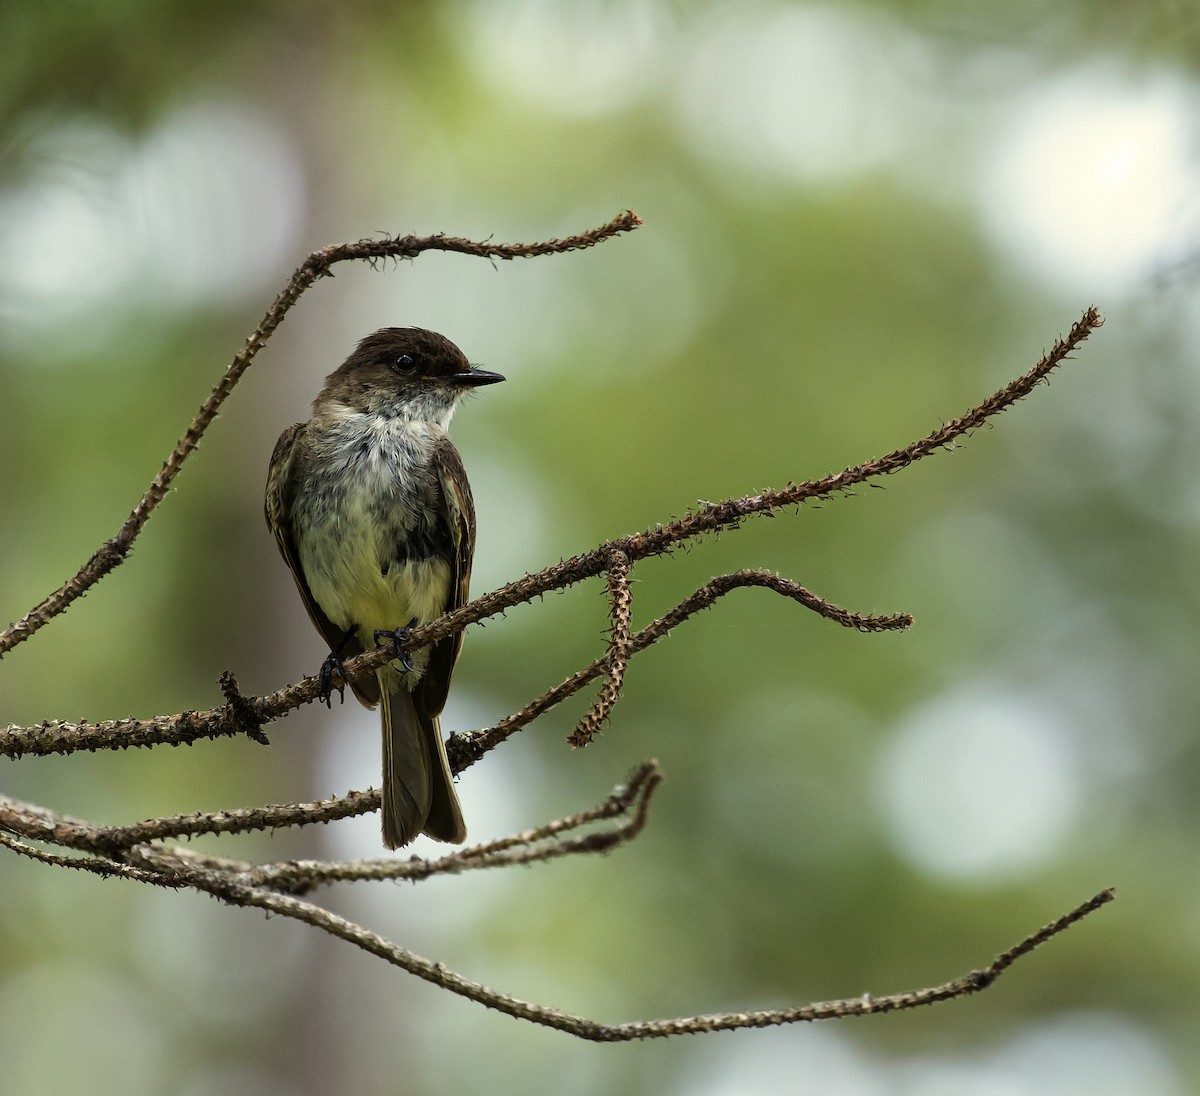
[3,2,1200,1093]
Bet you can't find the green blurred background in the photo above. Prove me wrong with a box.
[3,2,1200,1093]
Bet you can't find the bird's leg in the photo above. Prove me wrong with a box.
[319,627,357,708]
[374,618,418,674]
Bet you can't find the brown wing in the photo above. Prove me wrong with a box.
[415,437,475,719]
[265,422,378,706]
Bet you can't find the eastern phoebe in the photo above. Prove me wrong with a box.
[265,328,503,849]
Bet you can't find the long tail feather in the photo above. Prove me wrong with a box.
[380,671,466,848]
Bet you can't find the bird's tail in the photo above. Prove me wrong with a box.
[380,671,467,849]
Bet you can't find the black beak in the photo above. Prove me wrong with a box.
[459,368,506,387]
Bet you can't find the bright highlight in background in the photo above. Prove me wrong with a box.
[983,70,1200,296]
[675,4,913,183]
[0,101,304,353]
[878,684,1083,881]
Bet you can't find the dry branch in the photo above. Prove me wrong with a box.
[0,569,909,760]
[570,548,634,747]
[0,212,642,657]
[0,778,1115,1040]
[2,294,1101,761]
[175,879,1109,1041]
[0,210,1111,1039]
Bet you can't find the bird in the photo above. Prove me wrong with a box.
[265,327,503,848]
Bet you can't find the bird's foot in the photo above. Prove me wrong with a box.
[374,619,417,673]
[318,626,357,708]
[317,652,347,708]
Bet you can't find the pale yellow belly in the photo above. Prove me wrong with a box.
[300,524,452,681]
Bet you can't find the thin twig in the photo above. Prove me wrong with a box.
[0,830,176,886]
[0,212,643,657]
[0,789,379,854]
[135,762,662,895]
[266,306,1105,715]
[0,569,907,760]
[570,549,634,748]
[165,877,1117,1040]
[453,569,912,770]
[0,772,1114,1039]
[0,307,1100,741]
[0,762,658,878]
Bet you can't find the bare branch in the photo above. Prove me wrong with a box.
[161,874,1117,1040]
[1,304,1097,757]
[423,308,1103,670]
[0,709,262,760]
[0,830,175,886]
[0,770,1116,1039]
[135,761,662,895]
[453,569,912,771]
[0,569,907,760]
[270,305,1105,717]
[0,294,1110,1040]
[0,212,643,657]
[0,760,658,869]
[570,549,634,748]
[0,788,378,854]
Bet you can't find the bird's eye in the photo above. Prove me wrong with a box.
[395,353,415,369]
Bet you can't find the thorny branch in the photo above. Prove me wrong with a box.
[0,306,1102,762]
[0,788,1119,1038]
[0,214,1111,1036]
[0,211,642,657]
[0,569,910,762]
[571,548,634,748]
[174,885,1111,1042]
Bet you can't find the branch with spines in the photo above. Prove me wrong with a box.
[0,771,1116,1040]
[0,209,1111,1037]
[0,761,661,891]
[0,212,643,657]
[0,304,1101,766]
[151,874,1117,1041]
[0,569,910,761]
[127,759,664,895]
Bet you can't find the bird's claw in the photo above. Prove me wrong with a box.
[374,620,417,673]
[318,652,347,708]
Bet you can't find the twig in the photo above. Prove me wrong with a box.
[0,307,1100,744]
[165,877,1117,1040]
[453,569,911,769]
[0,769,1115,1039]
[137,761,662,895]
[0,569,908,760]
[0,830,176,886]
[0,789,379,854]
[0,212,643,657]
[570,549,634,747]
[268,306,1105,714]
[1,304,1098,756]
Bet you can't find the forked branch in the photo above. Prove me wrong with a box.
[0,771,1114,1040]
[0,212,643,656]
[0,568,909,761]
[0,212,1111,1040]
